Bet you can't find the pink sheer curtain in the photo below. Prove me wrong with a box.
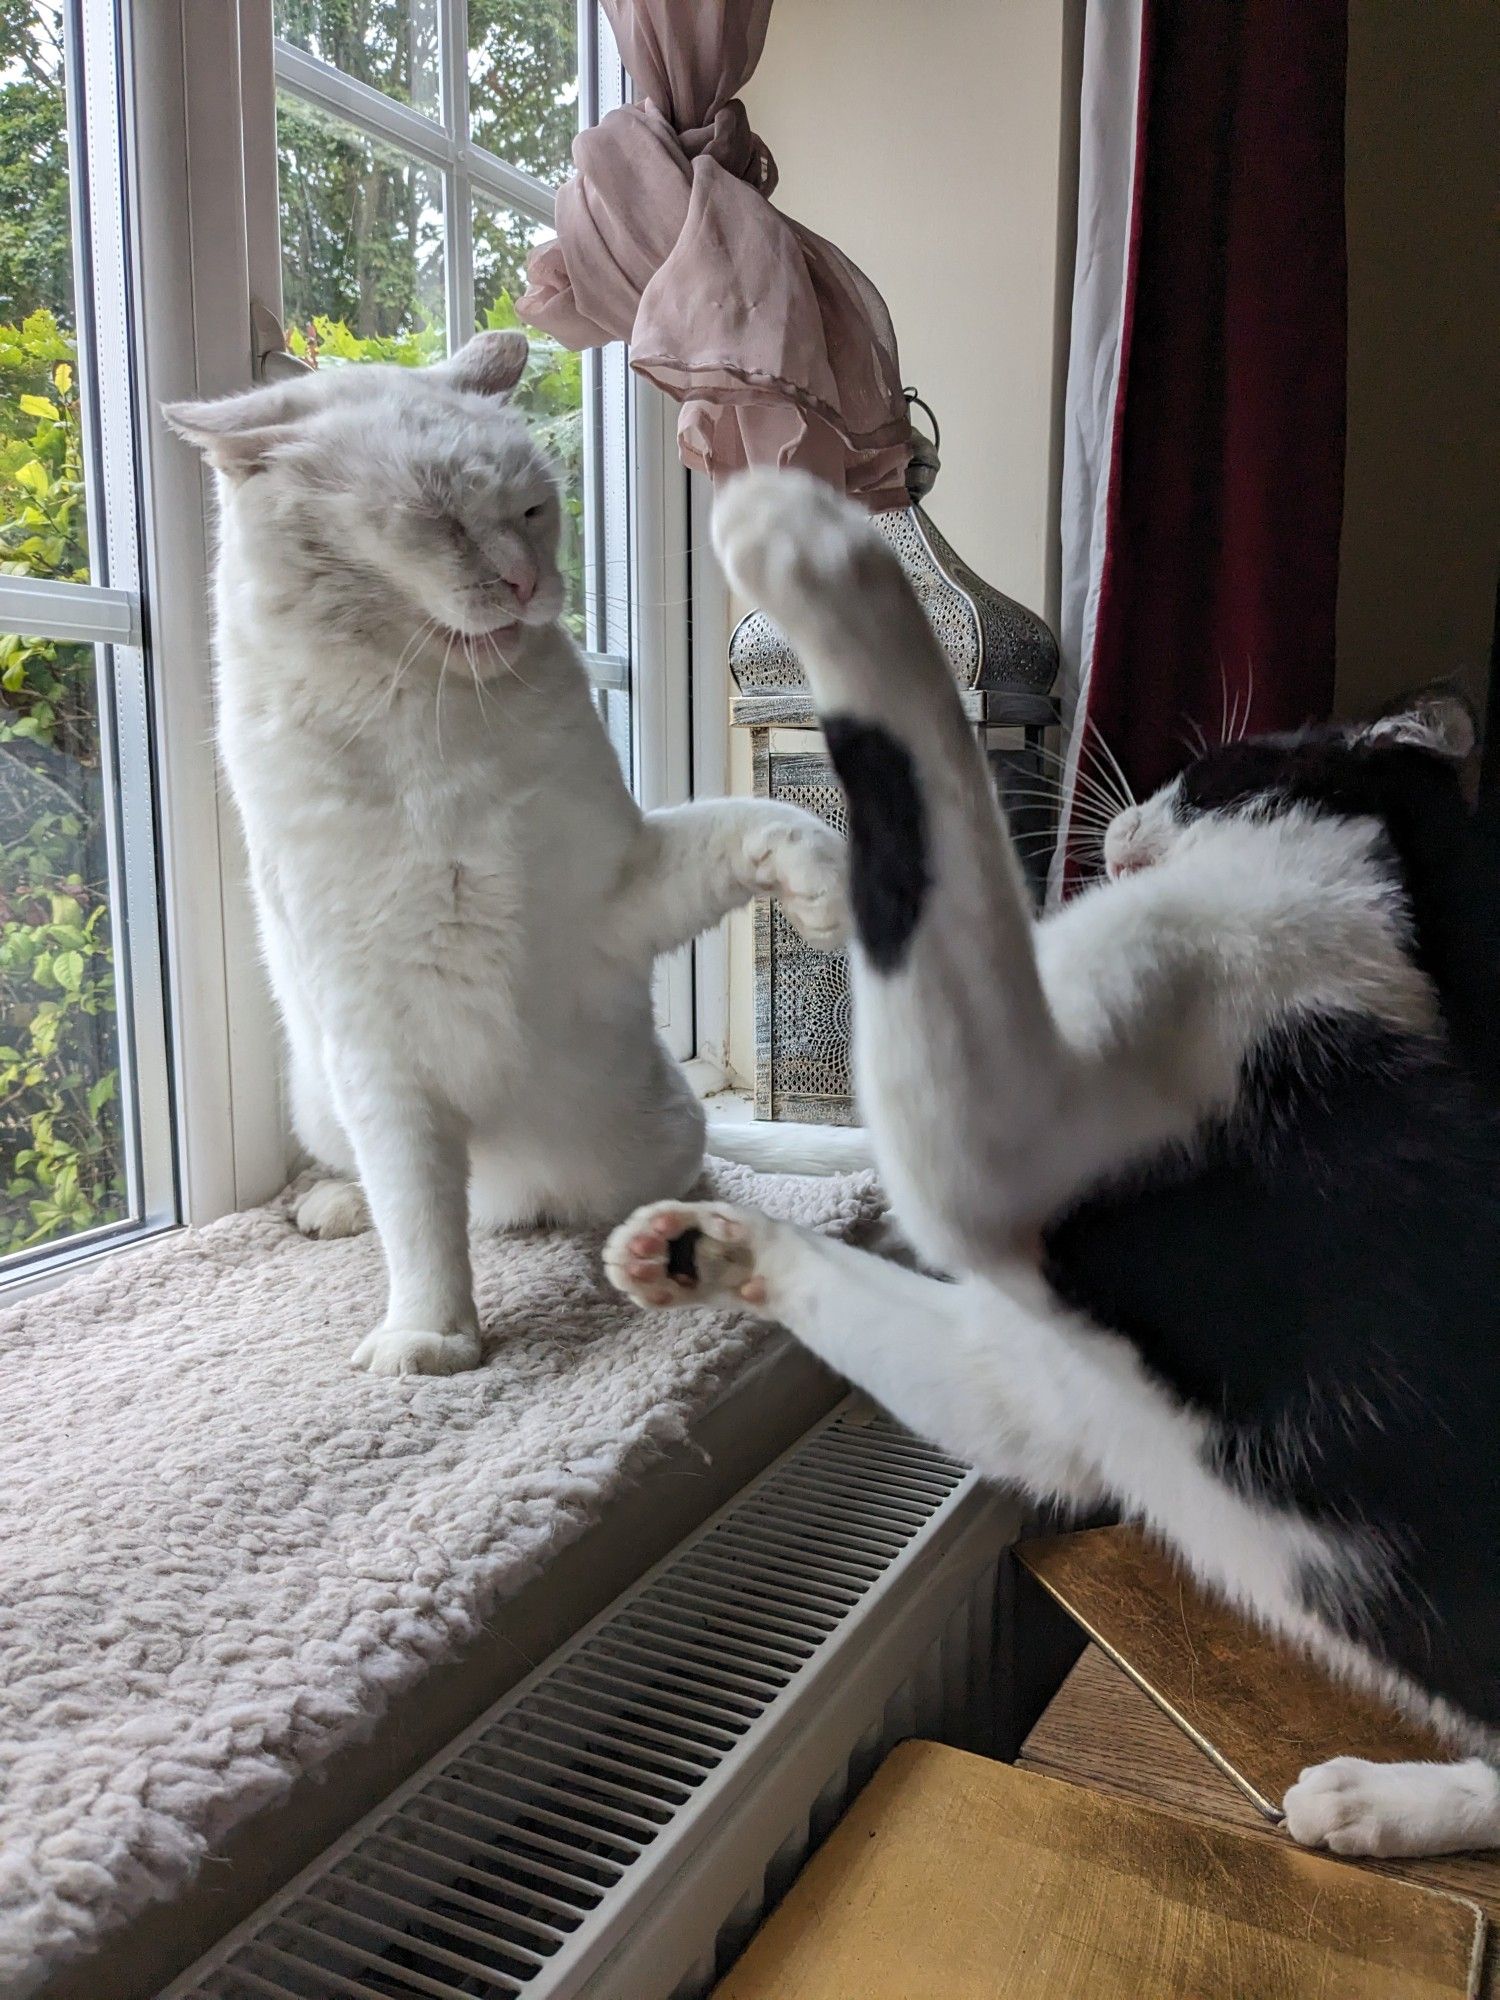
[517,0,913,508]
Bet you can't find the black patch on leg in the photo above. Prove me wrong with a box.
[666,1227,702,1283]
[822,715,930,972]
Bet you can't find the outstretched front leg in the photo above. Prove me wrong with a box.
[711,472,1192,1274]
[1284,1757,1500,1859]
[609,798,847,960]
[605,1199,1105,1508]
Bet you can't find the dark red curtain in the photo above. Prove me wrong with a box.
[1067,1,1348,870]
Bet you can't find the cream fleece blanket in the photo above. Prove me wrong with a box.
[0,1162,884,1995]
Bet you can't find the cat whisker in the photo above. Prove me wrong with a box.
[434,630,456,759]
[478,628,545,695]
[1085,720,1138,811]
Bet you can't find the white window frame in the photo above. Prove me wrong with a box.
[6,0,709,1300]
[0,0,175,1287]
[264,2,696,1053]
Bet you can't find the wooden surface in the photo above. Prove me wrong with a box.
[1022,1646,1500,1997]
[1018,1526,1447,1816]
[713,1741,1486,2000]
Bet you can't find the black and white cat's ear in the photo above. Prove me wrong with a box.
[162,384,307,480]
[1362,688,1478,762]
[438,330,529,398]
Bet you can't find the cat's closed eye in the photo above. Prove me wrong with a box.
[524,503,545,521]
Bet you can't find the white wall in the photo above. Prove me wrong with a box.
[720,0,1084,1086]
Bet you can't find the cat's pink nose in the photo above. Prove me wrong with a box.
[502,559,537,606]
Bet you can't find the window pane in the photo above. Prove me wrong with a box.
[275,0,440,117]
[0,0,88,584]
[469,0,579,188]
[277,93,446,361]
[0,634,125,1258]
[473,197,584,635]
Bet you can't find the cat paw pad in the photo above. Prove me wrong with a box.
[605,1202,765,1310]
[711,470,889,620]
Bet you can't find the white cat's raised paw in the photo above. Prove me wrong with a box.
[711,469,891,627]
[1283,1756,1500,1857]
[605,1201,768,1311]
[351,1326,483,1377]
[295,1177,370,1239]
[749,820,849,950]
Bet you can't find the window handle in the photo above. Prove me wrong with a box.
[251,300,314,382]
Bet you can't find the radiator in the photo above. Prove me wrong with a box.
[162,1398,1019,2000]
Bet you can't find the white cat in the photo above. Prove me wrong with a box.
[611,469,1500,1861]
[166,334,846,1376]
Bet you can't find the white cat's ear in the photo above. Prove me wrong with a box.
[1363,689,1477,761]
[439,330,529,398]
[162,389,304,480]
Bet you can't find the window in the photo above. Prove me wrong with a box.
[270,0,633,763]
[0,2,171,1274]
[0,2,697,1287]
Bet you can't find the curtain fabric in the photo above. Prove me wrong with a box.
[517,0,912,507]
[1054,0,1349,895]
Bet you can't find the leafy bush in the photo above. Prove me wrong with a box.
[0,307,123,1255]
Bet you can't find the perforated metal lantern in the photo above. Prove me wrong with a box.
[729,409,1059,1122]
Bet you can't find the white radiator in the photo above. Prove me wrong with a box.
[162,1398,1019,2000]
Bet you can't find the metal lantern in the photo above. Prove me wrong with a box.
[729,400,1060,1124]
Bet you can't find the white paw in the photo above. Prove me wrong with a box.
[350,1326,483,1377]
[295,1177,370,1239]
[1282,1756,1500,1858]
[711,469,892,627]
[749,818,849,949]
[604,1201,767,1311]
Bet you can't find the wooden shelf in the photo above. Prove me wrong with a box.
[714,1740,1486,1999]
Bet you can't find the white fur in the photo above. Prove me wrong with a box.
[610,470,1495,1859]
[167,346,846,1376]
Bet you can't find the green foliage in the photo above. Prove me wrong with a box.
[0,1,73,325]
[274,0,578,343]
[0,309,123,1256]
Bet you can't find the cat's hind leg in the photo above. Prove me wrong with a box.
[711,472,1188,1273]
[294,1177,371,1239]
[1284,1756,1500,1857]
[286,1034,372,1240]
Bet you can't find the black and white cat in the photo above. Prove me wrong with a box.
[608,469,1500,1860]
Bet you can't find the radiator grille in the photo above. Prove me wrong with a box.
[168,1403,1012,2000]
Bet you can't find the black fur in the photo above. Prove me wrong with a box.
[1044,728,1500,1728]
[822,715,930,973]
[666,1227,701,1283]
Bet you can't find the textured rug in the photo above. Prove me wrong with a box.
[0,1161,884,1995]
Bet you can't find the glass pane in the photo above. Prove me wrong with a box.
[277,93,446,362]
[473,195,584,635]
[275,0,440,117]
[469,0,579,188]
[0,0,89,584]
[0,634,125,1257]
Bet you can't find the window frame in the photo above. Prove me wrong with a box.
[0,0,177,1288]
[5,0,709,1301]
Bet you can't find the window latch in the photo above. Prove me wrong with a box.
[251,301,314,382]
